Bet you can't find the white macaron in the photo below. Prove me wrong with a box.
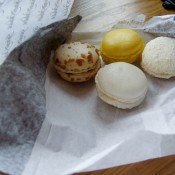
[141,37,175,79]
[95,62,148,109]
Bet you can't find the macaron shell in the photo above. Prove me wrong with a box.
[96,62,148,101]
[141,37,175,79]
[95,62,148,107]
[57,60,101,82]
[54,42,100,73]
[96,83,146,109]
[100,29,144,64]
[100,48,142,64]
[55,59,100,74]
[100,29,144,57]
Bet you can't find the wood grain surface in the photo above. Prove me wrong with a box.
[70,0,175,23]
[75,155,175,175]
[70,0,175,175]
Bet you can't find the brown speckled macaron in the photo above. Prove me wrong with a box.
[54,42,101,82]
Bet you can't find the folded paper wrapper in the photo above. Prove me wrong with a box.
[23,14,175,175]
[1,0,175,175]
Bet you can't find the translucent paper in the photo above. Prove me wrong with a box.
[23,13,175,175]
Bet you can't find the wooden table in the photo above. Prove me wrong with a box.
[70,0,175,175]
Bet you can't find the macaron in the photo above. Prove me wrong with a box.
[54,42,101,82]
[141,37,175,79]
[95,62,148,109]
[100,29,144,64]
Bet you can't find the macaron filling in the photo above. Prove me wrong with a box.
[96,83,147,109]
[57,61,101,82]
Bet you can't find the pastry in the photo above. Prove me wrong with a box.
[141,37,175,79]
[100,29,144,64]
[95,62,148,109]
[54,41,101,82]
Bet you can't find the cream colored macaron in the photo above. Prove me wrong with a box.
[54,42,101,82]
[141,37,175,79]
[95,62,148,109]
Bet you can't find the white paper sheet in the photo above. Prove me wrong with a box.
[0,0,74,174]
[0,0,74,65]
[23,60,175,175]
[1,0,175,175]
[144,14,175,38]
[23,8,175,175]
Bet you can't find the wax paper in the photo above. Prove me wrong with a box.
[1,0,175,175]
[0,0,74,174]
[0,0,74,65]
[23,6,175,175]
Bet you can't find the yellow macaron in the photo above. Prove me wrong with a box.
[100,29,144,64]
